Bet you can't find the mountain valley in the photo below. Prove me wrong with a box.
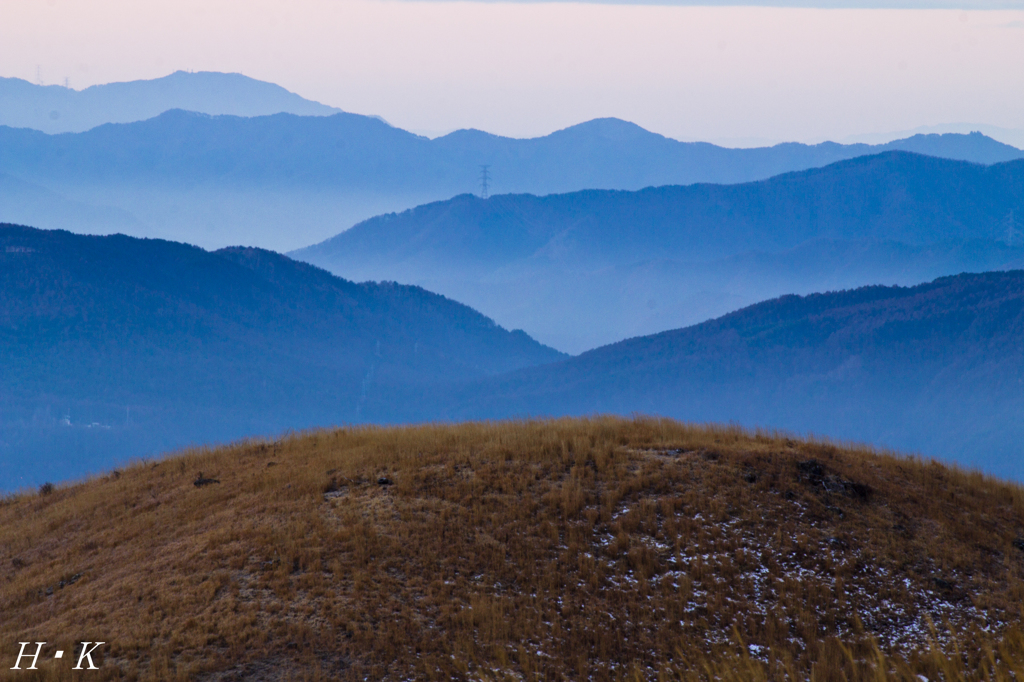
[296,152,1024,352]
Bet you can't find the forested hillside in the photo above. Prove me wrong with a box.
[0,224,561,489]
[442,271,1024,479]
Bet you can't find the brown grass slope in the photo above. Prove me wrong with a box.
[2,417,1024,681]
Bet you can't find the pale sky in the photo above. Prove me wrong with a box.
[2,0,1023,144]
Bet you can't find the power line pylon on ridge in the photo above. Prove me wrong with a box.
[479,165,491,199]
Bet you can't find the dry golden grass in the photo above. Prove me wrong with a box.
[2,417,1024,681]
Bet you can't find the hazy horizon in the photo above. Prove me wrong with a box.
[5,68,1024,150]
[2,1,1022,145]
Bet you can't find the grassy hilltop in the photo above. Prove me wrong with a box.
[2,417,1024,680]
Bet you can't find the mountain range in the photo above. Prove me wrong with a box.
[3,71,1024,484]
[1,104,1020,252]
[3,222,1024,485]
[6,70,1024,682]
[0,224,561,489]
[0,70,341,134]
[295,151,1024,352]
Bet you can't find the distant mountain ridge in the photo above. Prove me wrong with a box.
[301,152,1024,266]
[0,104,1020,251]
[0,71,342,134]
[843,122,1024,150]
[0,223,562,489]
[295,152,1024,352]
[441,270,1024,480]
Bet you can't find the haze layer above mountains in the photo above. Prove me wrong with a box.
[1,72,1021,255]
[297,152,1024,351]
[3,224,1022,487]
[3,71,1024,487]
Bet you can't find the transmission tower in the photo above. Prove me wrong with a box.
[479,165,491,199]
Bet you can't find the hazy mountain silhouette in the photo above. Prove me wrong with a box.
[0,107,1019,251]
[295,152,1024,352]
[0,71,341,134]
[0,224,562,489]
[0,171,143,235]
[441,271,1024,480]
[844,122,1024,150]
